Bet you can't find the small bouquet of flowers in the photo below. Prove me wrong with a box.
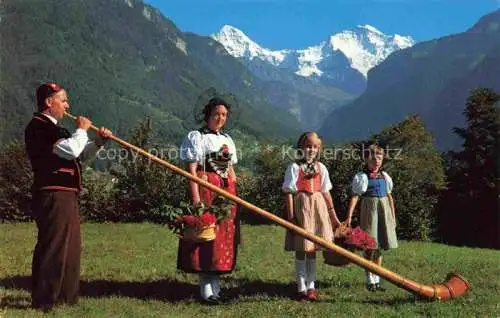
[323,223,376,267]
[344,226,377,250]
[167,196,233,243]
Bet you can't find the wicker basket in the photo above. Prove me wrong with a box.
[323,241,354,267]
[323,222,353,267]
[182,224,216,242]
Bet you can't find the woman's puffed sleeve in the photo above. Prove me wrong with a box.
[282,163,299,193]
[226,134,238,165]
[382,171,394,194]
[351,172,368,196]
[180,131,203,163]
[319,162,333,192]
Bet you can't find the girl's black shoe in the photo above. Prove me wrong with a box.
[217,292,231,303]
[366,284,377,292]
[375,283,386,292]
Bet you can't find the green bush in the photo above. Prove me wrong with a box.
[322,142,365,223]
[0,141,32,222]
[108,118,188,223]
[237,144,291,224]
[79,167,119,222]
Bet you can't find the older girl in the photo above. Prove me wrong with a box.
[282,132,341,301]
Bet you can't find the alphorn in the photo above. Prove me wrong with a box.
[66,112,470,300]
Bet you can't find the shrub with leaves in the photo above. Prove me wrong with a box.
[0,141,33,222]
[110,118,188,222]
[237,144,291,224]
[322,142,365,223]
[79,167,119,222]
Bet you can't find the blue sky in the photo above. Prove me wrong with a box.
[145,0,500,49]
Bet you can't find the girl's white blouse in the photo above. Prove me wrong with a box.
[351,171,393,196]
[282,162,332,193]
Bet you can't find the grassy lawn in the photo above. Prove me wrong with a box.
[1,223,499,317]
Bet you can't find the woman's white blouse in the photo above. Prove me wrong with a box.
[180,130,238,165]
[351,171,393,196]
[282,162,333,193]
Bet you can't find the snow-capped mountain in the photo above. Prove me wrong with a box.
[213,25,290,66]
[211,24,414,129]
[328,25,414,76]
[212,24,415,78]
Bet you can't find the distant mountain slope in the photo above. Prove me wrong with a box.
[319,9,500,149]
[0,0,300,143]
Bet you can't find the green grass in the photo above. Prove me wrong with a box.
[1,223,499,317]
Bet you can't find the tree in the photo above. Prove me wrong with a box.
[372,115,446,240]
[439,88,500,248]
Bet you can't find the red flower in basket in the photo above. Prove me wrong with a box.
[178,212,217,231]
[199,212,217,227]
[323,224,376,267]
[345,227,377,251]
[167,196,234,243]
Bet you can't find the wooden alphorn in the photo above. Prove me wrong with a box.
[66,112,470,300]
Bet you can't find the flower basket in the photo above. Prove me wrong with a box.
[323,223,376,267]
[165,196,234,243]
[323,223,354,267]
[323,240,355,267]
[182,224,216,242]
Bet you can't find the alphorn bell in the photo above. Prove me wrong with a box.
[65,112,471,300]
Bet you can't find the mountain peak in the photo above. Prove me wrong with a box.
[329,26,415,76]
[357,24,383,35]
[219,24,249,41]
[212,25,287,65]
[214,24,415,78]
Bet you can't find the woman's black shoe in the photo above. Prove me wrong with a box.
[217,292,231,303]
[201,295,220,305]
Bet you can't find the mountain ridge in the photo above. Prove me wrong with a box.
[0,0,302,143]
[319,9,500,150]
[212,24,415,80]
[211,24,415,129]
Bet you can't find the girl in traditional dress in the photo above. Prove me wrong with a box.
[178,97,239,305]
[282,132,342,301]
[346,145,398,292]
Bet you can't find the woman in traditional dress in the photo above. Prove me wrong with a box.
[178,96,239,305]
[346,144,398,292]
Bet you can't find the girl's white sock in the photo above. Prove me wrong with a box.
[366,271,376,285]
[305,258,316,290]
[295,259,307,293]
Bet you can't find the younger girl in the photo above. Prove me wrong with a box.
[282,132,341,301]
[346,145,398,292]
